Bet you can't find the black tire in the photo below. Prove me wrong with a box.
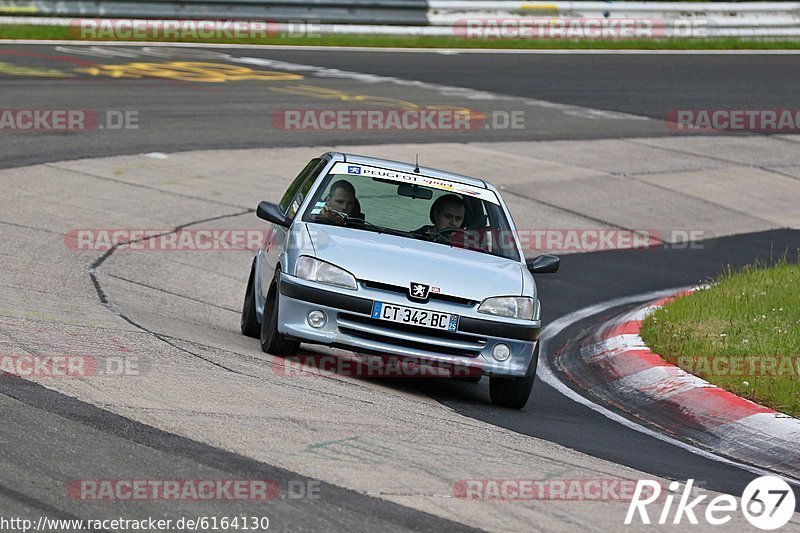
[240,260,260,338]
[453,375,482,383]
[489,342,539,409]
[260,274,300,356]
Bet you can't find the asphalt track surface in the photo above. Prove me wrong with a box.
[2,44,799,168]
[221,49,800,117]
[1,43,800,529]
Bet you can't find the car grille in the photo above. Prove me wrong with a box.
[338,313,486,357]
[361,280,478,306]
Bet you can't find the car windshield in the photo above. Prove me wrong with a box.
[301,162,520,261]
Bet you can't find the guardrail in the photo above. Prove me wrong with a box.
[429,1,800,37]
[0,0,430,25]
[1,1,799,38]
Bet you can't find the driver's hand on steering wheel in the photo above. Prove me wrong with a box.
[318,205,347,225]
[429,226,466,244]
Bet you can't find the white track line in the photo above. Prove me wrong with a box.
[1,39,800,54]
[536,287,800,488]
[34,43,650,121]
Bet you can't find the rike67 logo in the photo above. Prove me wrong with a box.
[626,476,796,530]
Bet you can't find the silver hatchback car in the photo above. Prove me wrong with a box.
[241,153,558,408]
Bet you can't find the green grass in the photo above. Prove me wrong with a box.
[2,24,800,49]
[640,256,800,417]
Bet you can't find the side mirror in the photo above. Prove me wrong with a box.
[256,201,291,228]
[527,254,559,274]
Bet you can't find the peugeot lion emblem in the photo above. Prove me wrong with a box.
[409,282,430,301]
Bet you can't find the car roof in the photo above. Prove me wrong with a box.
[327,152,493,190]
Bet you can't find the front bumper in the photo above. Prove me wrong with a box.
[277,274,540,377]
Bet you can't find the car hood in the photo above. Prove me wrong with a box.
[305,223,525,301]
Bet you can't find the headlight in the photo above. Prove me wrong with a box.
[478,296,535,320]
[295,256,357,290]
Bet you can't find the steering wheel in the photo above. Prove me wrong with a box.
[433,227,467,238]
[428,227,469,245]
[433,227,493,253]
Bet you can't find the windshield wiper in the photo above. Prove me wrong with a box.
[423,232,450,245]
[346,218,414,238]
[313,216,420,240]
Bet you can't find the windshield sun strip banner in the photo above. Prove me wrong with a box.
[330,162,500,205]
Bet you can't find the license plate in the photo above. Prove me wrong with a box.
[371,302,459,332]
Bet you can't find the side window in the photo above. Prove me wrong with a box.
[287,161,326,218]
[279,158,322,214]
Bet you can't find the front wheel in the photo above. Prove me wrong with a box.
[489,342,539,409]
[260,274,300,356]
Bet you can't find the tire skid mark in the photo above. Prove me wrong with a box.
[87,209,256,377]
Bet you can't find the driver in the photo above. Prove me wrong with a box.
[318,180,357,224]
[415,194,466,234]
